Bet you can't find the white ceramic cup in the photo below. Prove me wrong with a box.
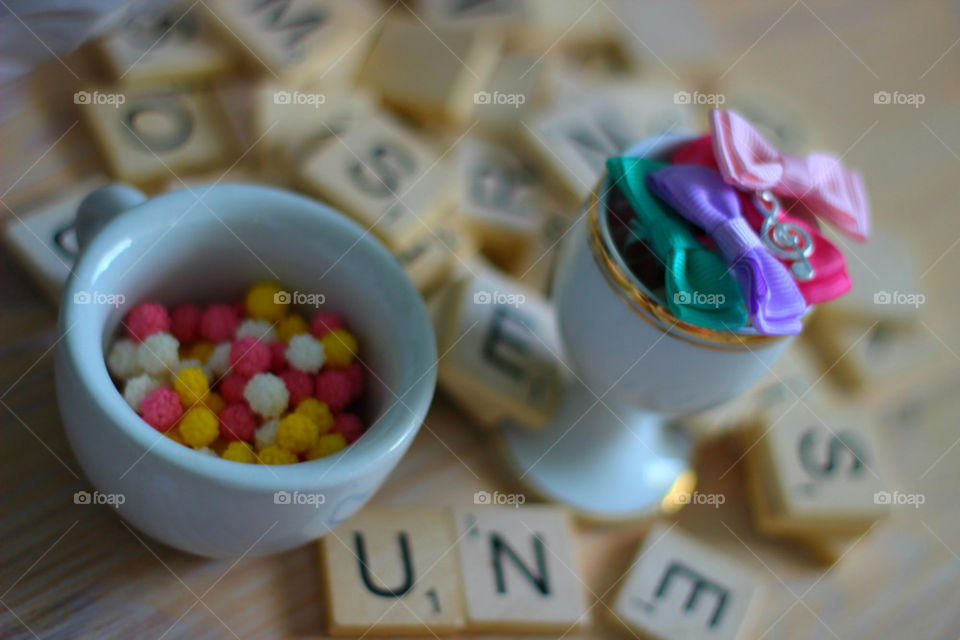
[55,183,437,558]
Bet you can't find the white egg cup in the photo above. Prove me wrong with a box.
[501,135,794,521]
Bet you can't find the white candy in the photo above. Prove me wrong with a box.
[207,341,232,378]
[254,418,280,451]
[235,319,277,342]
[194,447,217,457]
[107,338,141,380]
[285,334,326,373]
[137,332,179,378]
[243,372,289,419]
[123,374,161,411]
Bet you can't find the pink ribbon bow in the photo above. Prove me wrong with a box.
[673,136,852,305]
[710,109,870,241]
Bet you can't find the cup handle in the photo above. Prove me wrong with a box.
[75,183,147,252]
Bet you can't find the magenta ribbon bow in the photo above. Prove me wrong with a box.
[672,136,852,306]
[647,165,806,335]
[711,109,870,241]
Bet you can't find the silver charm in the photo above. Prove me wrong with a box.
[754,190,814,281]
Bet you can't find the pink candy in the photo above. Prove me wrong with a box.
[219,404,257,441]
[309,311,344,339]
[280,369,314,407]
[141,386,182,431]
[315,369,354,413]
[170,303,202,343]
[333,413,364,444]
[229,337,271,377]
[344,362,364,401]
[220,374,249,405]
[125,303,170,343]
[268,340,289,373]
[200,304,239,343]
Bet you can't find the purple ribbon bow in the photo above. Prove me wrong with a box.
[646,165,806,335]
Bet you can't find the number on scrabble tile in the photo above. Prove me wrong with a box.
[612,523,765,640]
[359,18,501,125]
[450,506,588,633]
[436,261,562,427]
[742,399,891,536]
[320,507,465,636]
[297,115,451,248]
[95,4,234,85]
[204,0,364,82]
[80,87,236,185]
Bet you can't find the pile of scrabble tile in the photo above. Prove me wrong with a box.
[2,3,955,636]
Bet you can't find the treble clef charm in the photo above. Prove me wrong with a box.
[753,190,815,281]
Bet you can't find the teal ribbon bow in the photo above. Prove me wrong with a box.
[605,156,747,331]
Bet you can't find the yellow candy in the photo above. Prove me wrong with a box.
[204,392,226,415]
[276,313,309,343]
[277,413,319,454]
[166,429,187,446]
[294,398,333,433]
[222,441,256,464]
[245,282,288,322]
[178,406,219,448]
[321,329,357,368]
[306,433,347,460]
[173,366,209,407]
[258,444,298,465]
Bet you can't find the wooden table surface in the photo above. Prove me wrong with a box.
[3,1,960,638]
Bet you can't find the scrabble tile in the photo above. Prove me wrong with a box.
[472,52,554,137]
[804,311,949,397]
[204,0,366,84]
[419,0,526,32]
[95,3,234,85]
[457,139,543,261]
[394,214,477,295]
[250,83,375,174]
[450,506,588,633]
[521,0,616,50]
[612,523,764,640]
[80,86,236,185]
[524,84,696,202]
[741,399,891,536]
[819,230,922,327]
[320,507,465,636]
[359,18,501,126]
[297,115,451,248]
[1,181,101,300]
[436,260,563,427]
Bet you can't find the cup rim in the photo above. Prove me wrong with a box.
[59,183,437,491]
